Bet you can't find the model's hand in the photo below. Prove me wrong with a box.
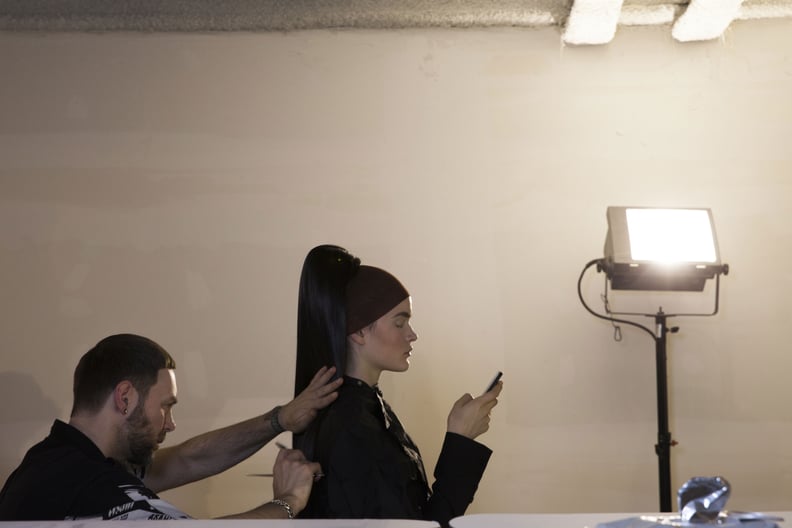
[278,366,342,433]
[446,381,503,440]
[271,448,322,515]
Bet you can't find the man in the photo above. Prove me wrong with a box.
[0,333,343,520]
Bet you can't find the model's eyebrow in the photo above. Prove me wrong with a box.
[392,311,411,319]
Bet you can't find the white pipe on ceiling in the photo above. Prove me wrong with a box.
[672,0,744,41]
[562,0,625,44]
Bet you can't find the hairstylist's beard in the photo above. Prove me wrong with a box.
[124,403,158,469]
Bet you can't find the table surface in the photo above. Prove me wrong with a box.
[0,512,788,528]
[0,520,438,528]
[450,512,790,528]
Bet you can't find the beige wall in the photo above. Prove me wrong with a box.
[1,21,791,518]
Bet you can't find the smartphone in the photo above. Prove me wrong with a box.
[484,371,503,394]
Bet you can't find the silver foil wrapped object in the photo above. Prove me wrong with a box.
[677,476,731,522]
[597,477,780,528]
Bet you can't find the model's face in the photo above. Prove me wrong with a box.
[125,369,177,467]
[355,298,418,383]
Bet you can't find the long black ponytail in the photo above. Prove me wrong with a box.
[293,245,360,455]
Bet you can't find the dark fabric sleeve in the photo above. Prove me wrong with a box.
[69,469,191,520]
[424,432,492,527]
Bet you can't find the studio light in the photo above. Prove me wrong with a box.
[601,206,727,292]
[578,206,729,513]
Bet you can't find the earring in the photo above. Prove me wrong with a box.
[123,408,128,415]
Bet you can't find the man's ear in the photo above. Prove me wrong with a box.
[113,381,138,416]
[348,329,366,346]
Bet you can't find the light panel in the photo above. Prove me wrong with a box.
[626,208,717,263]
[603,206,724,291]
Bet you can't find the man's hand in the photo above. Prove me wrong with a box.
[278,366,343,433]
[446,380,503,440]
[271,448,323,515]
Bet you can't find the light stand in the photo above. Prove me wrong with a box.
[579,206,729,513]
[579,261,728,512]
[653,308,674,513]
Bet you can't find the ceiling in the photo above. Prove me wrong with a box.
[0,0,791,45]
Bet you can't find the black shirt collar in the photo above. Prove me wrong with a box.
[343,376,384,397]
[50,420,108,461]
[50,419,144,478]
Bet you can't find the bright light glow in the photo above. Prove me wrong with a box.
[626,208,717,263]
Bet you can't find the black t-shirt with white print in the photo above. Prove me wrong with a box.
[0,420,190,520]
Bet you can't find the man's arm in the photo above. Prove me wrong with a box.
[145,366,342,493]
[216,448,320,519]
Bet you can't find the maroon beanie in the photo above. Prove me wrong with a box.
[346,265,409,335]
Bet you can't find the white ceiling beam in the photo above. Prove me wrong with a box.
[672,0,744,42]
[562,0,625,45]
[739,2,792,19]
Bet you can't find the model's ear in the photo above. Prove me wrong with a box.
[113,381,138,416]
[348,329,366,346]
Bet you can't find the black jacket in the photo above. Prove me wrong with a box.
[299,377,492,526]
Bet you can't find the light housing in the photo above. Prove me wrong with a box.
[602,206,727,291]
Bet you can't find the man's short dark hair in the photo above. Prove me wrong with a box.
[71,334,176,416]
